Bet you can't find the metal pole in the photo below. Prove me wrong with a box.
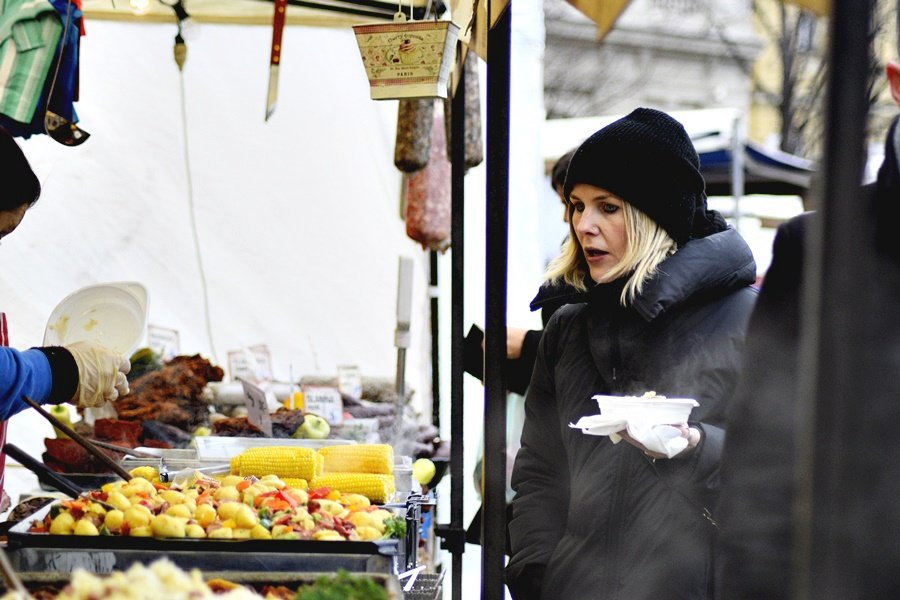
[731,113,744,232]
[430,250,441,431]
[449,53,467,600]
[794,1,873,598]
[482,5,511,600]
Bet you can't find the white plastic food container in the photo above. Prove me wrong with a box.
[593,394,699,424]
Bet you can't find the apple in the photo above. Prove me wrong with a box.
[294,414,330,439]
[50,404,72,439]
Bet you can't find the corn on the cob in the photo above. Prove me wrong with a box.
[317,444,394,474]
[310,473,396,504]
[279,478,309,491]
[231,447,319,480]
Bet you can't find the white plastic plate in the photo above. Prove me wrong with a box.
[43,282,149,355]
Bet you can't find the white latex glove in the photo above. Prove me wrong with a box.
[64,341,131,408]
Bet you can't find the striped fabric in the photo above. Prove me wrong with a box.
[0,0,62,123]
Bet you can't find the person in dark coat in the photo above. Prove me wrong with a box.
[716,58,900,599]
[505,108,758,600]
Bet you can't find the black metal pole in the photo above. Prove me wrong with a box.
[482,5,510,600]
[430,250,441,432]
[449,50,468,600]
[794,0,873,598]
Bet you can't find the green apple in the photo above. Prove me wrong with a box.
[50,405,72,439]
[293,414,330,439]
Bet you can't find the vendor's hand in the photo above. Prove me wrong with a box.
[617,424,701,460]
[64,341,131,408]
[506,327,529,359]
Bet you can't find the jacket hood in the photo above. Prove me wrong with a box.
[530,228,756,320]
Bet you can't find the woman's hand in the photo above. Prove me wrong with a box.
[617,424,701,460]
[506,327,529,359]
[65,341,131,408]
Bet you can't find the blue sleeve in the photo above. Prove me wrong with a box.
[0,347,53,420]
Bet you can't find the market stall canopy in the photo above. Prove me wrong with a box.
[83,0,431,27]
[557,0,828,42]
[697,136,815,197]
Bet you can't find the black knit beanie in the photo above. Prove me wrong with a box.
[563,107,725,245]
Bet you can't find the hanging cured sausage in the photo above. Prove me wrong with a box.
[404,103,450,251]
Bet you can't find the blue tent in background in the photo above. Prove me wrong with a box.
[694,130,816,197]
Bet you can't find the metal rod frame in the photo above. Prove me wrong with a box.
[482,5,511,600]
[449,48,468,600]
[430,250,441,431]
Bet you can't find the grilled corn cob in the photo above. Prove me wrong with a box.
[310,473,396,504]
[317,444,394,474]
[230,446,320,480]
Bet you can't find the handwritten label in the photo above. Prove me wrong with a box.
[301,385,344,425]
[239,378,273,437]
[147,325,180,361]
[227,345,273,382]
[336,365,362,400]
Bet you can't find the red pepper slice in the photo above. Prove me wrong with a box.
[308,487,331,500]
[276,490,298,509]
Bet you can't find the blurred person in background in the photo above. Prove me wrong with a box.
[0,128,131,419]
[464,148,579,551]
[506,108,758,600]
[717,56,900,599]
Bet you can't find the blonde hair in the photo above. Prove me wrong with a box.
[544,201,678,306]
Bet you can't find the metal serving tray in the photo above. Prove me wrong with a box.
[0,570,403,598]
[6,504,399,575]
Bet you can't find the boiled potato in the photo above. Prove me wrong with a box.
[234,505,258,529]
[159,490,186,505]
[123,506,151,529]
[104,510,125,532]
[216,502,242,521]
[194,503,217,526]
[214,486,240,502]
[355,526,382,541]
[106,491,131,511]
[185,524,207,538]
[128,466,159,481]
[232,528,251,539]
[130,526,152,537]
[313,530,344,541]
[315,499,344,516]
[208,527,233,539]
[220,475,243,487]
[151,515,186,538]
[250,525,272,540]
[74,519,99,536]
[166,504,192,519]
[49,512,75,535]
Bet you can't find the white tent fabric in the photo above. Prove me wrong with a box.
[3,20,435,460]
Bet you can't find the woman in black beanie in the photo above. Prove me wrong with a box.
[506,108,757,600]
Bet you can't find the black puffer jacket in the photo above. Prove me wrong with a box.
[506,228,757,600]
[717,116,900,599]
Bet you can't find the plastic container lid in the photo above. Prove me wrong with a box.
[43,282,149,356]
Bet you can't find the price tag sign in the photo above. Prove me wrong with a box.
[147,325,180,361]
[301,385,344,425]
[337,365,362,400]
[239,379,273,437]
[227,345,273,383]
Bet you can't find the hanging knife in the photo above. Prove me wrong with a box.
[265,0,288,121]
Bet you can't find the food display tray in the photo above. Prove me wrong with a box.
[0,570,403,598]
[6,505,399,575]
